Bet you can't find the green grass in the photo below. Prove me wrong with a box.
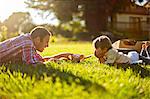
[0,42,150,99]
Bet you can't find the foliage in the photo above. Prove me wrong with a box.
[0,26,8,41]
[74,32,92,41]
[0,26,18,42]
[48,20,86,39]
[0,12,35,41]
[57,20,86,38]
[3,12,33,33]
[25,0,78,23]
[1,42,150,98]
[25,0,132,34]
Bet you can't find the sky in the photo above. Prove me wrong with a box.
[0,0,27,21]
[0,0,59,25]
[0,0,148,25]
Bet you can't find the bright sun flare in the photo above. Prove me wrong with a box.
[0,0,59,25]
[0,0,26,22]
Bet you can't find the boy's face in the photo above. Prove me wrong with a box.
[34,35,50,52]
[94,48,107,58]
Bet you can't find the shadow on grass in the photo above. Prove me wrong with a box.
[1,63,106,93]
[110,64,150,78]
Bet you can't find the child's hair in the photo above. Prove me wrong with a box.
[93,35,112,49]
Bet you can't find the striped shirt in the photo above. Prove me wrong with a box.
[0,33,44,65]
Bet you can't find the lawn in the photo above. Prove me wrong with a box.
[0,42,150,99]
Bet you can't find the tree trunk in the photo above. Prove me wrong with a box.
[84,0,109,37]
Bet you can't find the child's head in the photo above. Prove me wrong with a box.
[93,35,112,58]
[93,35,112,49]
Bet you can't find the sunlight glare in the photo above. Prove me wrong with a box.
[0,0,27,22]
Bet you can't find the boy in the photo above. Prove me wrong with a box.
[93,35,140,65]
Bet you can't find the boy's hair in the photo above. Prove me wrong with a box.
[93,35,112,49]
[30,26,52,41]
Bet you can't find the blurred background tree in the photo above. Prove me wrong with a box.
[0,12,36,41]
[3,12,35,33]
[0,0,148,41]
[25,0,131,39]
[0,21,2,27]
[0,26,8,41]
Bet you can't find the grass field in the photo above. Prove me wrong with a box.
[0,42,150,99]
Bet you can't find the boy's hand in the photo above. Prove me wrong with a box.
[99,57,106,63]
[94,50,106,63]
[94,50,105,58]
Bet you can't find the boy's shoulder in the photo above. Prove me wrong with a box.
[106,48,118,56]
[108,48,118,53]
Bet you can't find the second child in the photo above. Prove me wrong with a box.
[93,35,141,65]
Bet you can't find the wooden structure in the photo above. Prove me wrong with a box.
[108,3,150,40]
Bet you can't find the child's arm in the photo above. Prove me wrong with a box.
[94,50,106,63]
[99,57,106,63]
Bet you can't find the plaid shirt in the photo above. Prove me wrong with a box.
[0,33,44,64]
